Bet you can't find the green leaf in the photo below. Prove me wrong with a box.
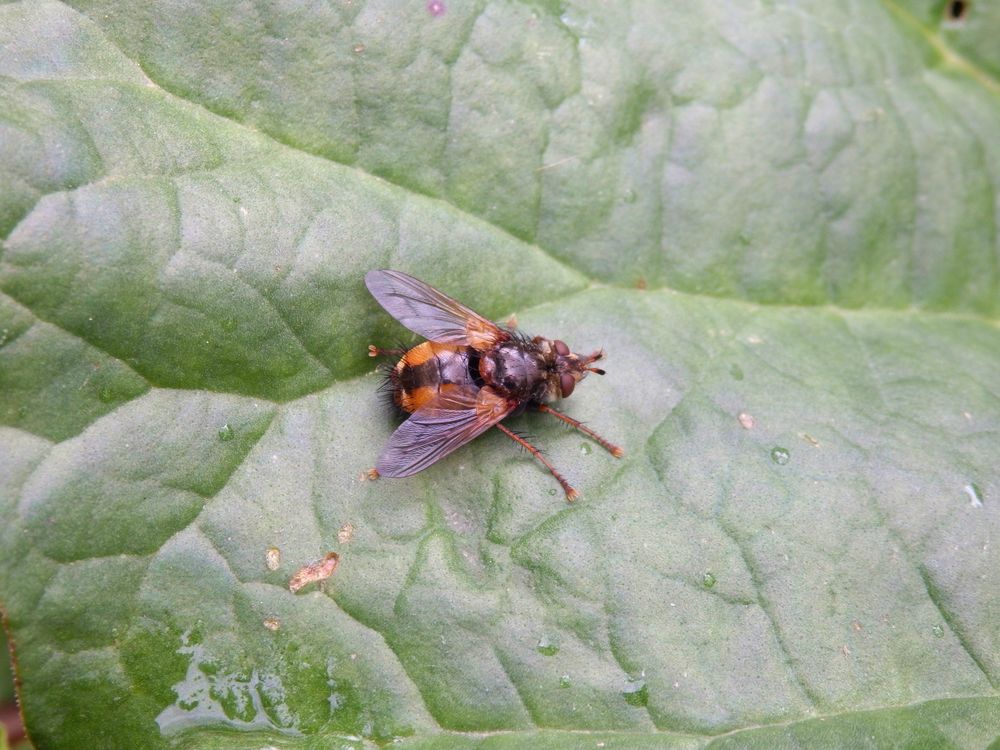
[1,1,999,748]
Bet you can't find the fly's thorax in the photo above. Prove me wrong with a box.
[480,341,550,400]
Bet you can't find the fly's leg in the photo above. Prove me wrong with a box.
[368,345,407,358]
[495,423,578,502]
[536,403,624,457]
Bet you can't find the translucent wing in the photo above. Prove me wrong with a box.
[376,386,516,477]
[365,269,509,350]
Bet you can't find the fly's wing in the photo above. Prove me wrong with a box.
[365,269,509,350]
[376,386,516,477]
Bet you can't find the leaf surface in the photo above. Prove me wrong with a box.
[1,2,999,748]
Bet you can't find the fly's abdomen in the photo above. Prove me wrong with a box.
[392,342,474,413]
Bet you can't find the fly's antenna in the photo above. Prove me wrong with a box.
[583,349,605,374]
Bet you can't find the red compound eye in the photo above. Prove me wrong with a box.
[560,372,576,398]
[554,340,570,356]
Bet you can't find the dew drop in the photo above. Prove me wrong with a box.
[559,674,571,688]
[98,386,115,403]
[536,636,559,656]
[218,423,235,442]
[548,488,558,496]
[963,483,983,508]
[932,624,945,638]
[729,363,744,381]
[622,188,638,204]
[770,447,790,465]
[622,678,648,706]
[702,571,716,589]
[579,442,593,456]
[220,317,238,333]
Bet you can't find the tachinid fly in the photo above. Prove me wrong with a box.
[365,269,623,501]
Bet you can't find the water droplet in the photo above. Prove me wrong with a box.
[729,363,744,381]
[622,678,648,706]
[548,488,557,496]
[622,188,638,204]
[770,447,790,465]
[220,317,238,333]
[963,483,983,508]
[353,42,365,54]
[579,442,592,456]
[559,674,571,688]
[218,423,235,442]
[536,636,559,656]
[702,572,716,589]
[98,386,115,403]
[932,624,945,638]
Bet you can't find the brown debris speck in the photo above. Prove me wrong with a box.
[289,552,340,593]
[265,546,281,571]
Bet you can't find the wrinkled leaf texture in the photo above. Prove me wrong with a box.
[1,1,999,748]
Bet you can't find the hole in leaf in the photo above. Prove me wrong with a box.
[946,0,969,21]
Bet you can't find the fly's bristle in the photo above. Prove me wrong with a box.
[376,365,408,418]
[505,428,541,453]
[375,363,397,391]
